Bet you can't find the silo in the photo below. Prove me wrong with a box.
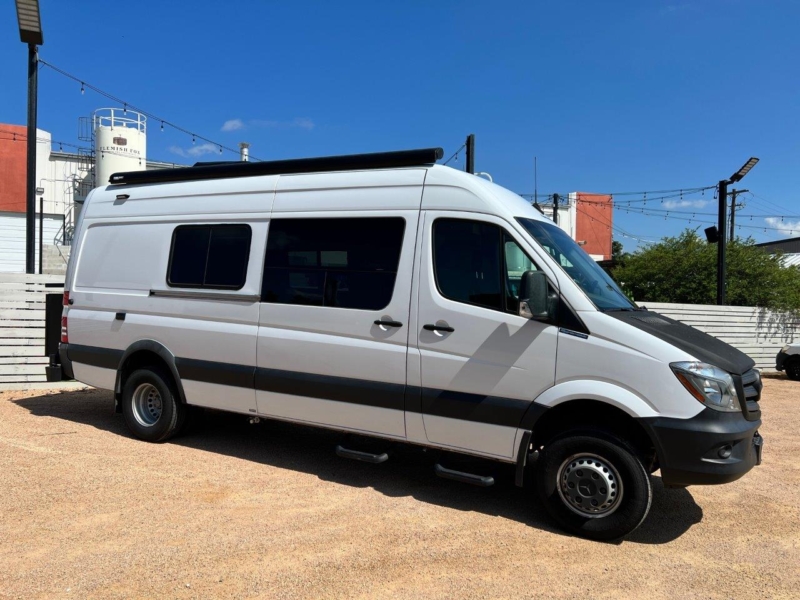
[94,108,146,187]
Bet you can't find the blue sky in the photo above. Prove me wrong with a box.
[2,1,798,249]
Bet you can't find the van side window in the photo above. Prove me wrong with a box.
[262,217,406,310]
[433,218,541,315]
[168,224,251,289]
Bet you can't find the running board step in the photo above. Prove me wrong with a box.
[335,445,389,464]
[434,463,494,487]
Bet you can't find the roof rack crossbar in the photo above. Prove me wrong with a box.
[109,147,444,186]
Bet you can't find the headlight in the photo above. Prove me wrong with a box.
[670,362,741,412]
[782,345,791,353]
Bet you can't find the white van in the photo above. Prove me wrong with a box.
[53,148,763,540]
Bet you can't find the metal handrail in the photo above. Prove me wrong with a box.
[93,108,146,133]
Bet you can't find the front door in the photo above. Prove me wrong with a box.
[255,212,417,438]
[415,212,559,459]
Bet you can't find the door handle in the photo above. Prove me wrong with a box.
[423,324,454,333]
[374,319,403,328]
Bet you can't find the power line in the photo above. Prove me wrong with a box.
[37,58,256,161]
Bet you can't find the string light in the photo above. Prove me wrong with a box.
[38,58,256,160]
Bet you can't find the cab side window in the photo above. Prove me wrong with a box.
[261,217,406,310]
[433,218,541,315]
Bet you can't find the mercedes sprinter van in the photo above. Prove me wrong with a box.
[53,148,763,540]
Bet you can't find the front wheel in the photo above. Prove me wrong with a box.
[536,434,652,541]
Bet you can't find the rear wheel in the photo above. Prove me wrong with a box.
[786,357,800,381]
[536,433,652,541]
[122,367,186,442]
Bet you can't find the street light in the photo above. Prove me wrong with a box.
[15,0,43,275]
[716,157,759,305]
[730,157,759,183]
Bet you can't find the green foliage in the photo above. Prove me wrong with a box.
[611,229,800,311]
[611,240,629,264]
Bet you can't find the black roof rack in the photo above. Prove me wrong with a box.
[109,147,444,186]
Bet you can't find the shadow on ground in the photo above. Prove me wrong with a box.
[14,389,703,544]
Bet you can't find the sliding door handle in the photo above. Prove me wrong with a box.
[423,324,454,333]
[374,319,403,328]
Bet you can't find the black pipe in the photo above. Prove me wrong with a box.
[465,134,475,174]
[38,195,43,274]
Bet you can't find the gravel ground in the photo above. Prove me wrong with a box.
[1,377,798,599]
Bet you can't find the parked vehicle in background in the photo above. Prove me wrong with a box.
[48,148,764,541]
[777,343,800,380]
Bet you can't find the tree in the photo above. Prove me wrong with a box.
[611,240,629,264]
[611,229,800,311]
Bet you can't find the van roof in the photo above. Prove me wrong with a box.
[87,153,549,226]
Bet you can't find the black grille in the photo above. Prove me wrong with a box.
[742,369,762,402]
[739,368,762,420]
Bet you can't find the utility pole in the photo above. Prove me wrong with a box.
[729,188,747,241]
[465,134,475,174]
[552,193,560,225]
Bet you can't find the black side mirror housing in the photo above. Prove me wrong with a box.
[519,270,551,321]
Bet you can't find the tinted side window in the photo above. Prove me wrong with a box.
[433,219,503,311]
[168,224,251,290]
[262,218,406,310]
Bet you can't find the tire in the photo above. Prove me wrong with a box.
[786,358,800,381]
[121,366,187,443]
[536,433,652,542]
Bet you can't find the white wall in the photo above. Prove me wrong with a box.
[644,302,799,371]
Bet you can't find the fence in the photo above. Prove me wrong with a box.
[644,302,799,370]
[0,273,64,386]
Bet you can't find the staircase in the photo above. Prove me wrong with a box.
[0,273,64,387]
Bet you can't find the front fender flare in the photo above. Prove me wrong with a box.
[529,379,661,421]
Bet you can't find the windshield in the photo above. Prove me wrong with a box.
[517,218,637,311]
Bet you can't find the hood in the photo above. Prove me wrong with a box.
[607,310,755,375]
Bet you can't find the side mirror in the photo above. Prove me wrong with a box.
[519,270,550,321]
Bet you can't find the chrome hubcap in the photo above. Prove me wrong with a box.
[132,383,162,427]
[557,453,623,518]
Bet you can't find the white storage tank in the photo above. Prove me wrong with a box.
[94,108,146,187]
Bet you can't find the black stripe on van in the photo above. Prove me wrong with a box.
[69,345,531,428]
[255,368,406,412]
[175,357,255,389]
[68,344,124,370]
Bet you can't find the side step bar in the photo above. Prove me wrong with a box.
[335,445,388,464]
[434,463,494,487]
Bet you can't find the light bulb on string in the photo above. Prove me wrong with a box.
[123,103,127,115]
[80,82,85,95]
[160,122,164,132]
[192,135,196,144]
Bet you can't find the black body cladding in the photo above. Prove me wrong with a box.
[608,310,755,375]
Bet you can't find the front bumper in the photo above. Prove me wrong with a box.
[776,350,789,372]
[640,408,762,487]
